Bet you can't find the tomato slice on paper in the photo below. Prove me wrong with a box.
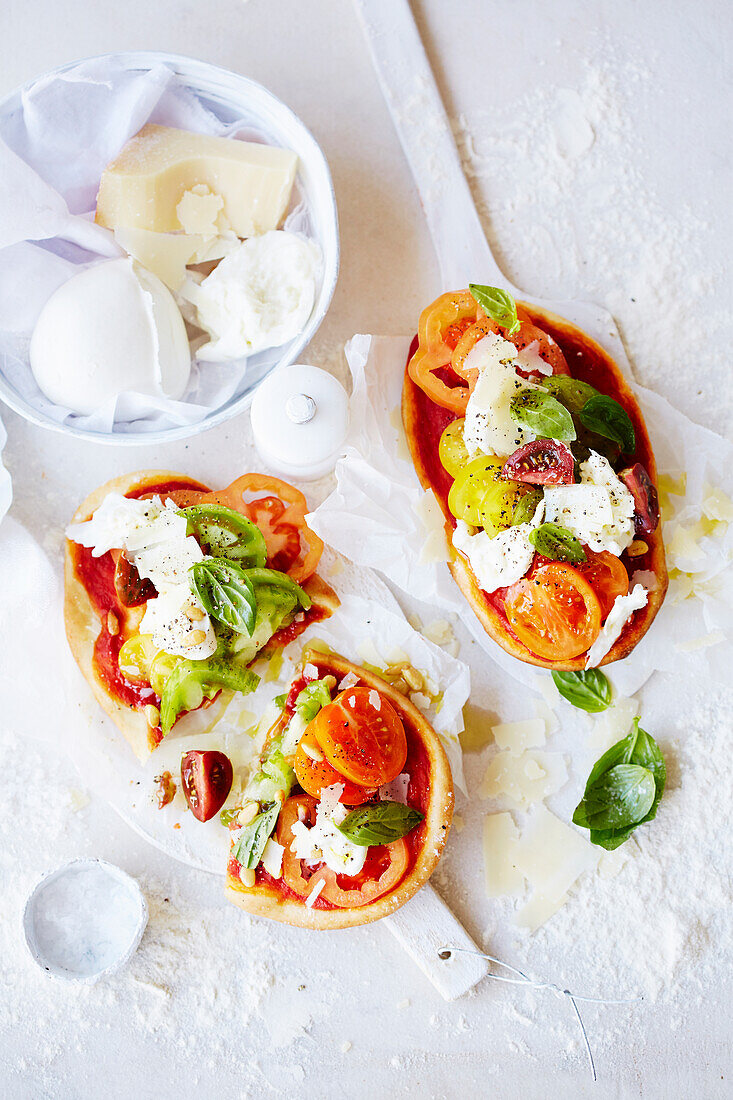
[505,562,602,660]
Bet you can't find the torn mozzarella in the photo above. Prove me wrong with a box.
[289,784,367,876]
[585,584,648,667]
[463,333,538,457]
[452,500,544,593]
[543,450,635,555]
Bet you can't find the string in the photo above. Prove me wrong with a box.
[438,946,642,1083]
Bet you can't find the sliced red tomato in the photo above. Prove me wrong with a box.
[278,795,318,897]
[505,562,602,660]
[501,440,575,485]
[309,687,407,788]
[510,314,570,377]
[620,463,659,536]
[294,729,375,805]
[408,290,479,413]
[575,549,629,619]
[199,474,323,583]
[181,750,233,822]
[113,551,156,607]
[318,839,409,907]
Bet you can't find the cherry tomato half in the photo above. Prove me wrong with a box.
[505,562,602,660]
[308,687,407,788]
[294,729,375,805]
[438,418,470,477]
[574,549,629,620]
[501,439,575,486]
[181,750,233,822]
[620,463,659,536]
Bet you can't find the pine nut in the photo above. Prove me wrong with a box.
[187,605,205,621]
[144,704,160,728]
[237,801,258,826]
[628,539,649,557]
[107,611,119,636]
[183,629,207,648]
[302,742,324,763]
[402,667,424,691]
[239,868,255,888]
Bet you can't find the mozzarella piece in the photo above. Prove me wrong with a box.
[182,230,320,361]
[261,838,284,879]
[543,450,635,555]
[289,784,367,876]
[452,499,544,593]
[463,333,538,457]
[585,584,649,668]
[66,493,216,660]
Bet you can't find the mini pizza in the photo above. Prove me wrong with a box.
[225,647,454,929]
[403,285,667,669]
[65,470,339,761]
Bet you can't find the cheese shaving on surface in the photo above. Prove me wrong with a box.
[512,805,600,908]
[491,718,547,753]
[415,489,449,564]
[675,631,726,653]
[483,813,524,897]
[479,750,568,808]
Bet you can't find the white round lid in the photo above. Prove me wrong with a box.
[250,363,349,478]
[23,858,148,983]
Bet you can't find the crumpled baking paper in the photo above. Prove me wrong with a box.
[0,416,11,523]
[0,57,316,435]
[308,335,733,696]
[0,520,469,874]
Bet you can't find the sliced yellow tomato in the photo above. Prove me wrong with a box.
[448,455,524,536]
[438,418,470,476]
[117,634,159,683]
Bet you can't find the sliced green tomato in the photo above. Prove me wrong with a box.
[180,504,267,567]
[159,657,260,736]
[438,418,469,476]
[118,634,159,683]
[149,650,184,697]
[448,455,524,536]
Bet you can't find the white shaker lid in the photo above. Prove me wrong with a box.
[250,363,349,481]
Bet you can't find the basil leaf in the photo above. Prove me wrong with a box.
[510,390,576,442]
[573,719,666,849]
[469,283,520,335]
[232,802,280,870]
[551,669,612,712]
[243,567,312,612]
[574,764,655,831]
[180,504,267,567]
[337,801,424,847]
[511,489,544,526]
[529,522,586,563]
[578,395,635,454]
[296,680,332,723]
[189,558,257,635]
[542,375,599,414]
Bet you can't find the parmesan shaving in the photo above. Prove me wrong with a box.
[512,806,600,904]
[516,891,569,933]
[415,489,449,564]
[675,631,726,653]
[305,878,326,909]
[491,718,546,753]
[479,750,568,808]
[483,813,525,897]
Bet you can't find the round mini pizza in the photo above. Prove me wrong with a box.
[225,647,454,929]
[65,469,339,761]
[402,284,668,670]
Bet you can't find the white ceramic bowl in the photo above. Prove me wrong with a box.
[0,52,339,444]
[22,858,148,983]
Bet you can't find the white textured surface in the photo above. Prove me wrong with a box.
[0,1,732,1097]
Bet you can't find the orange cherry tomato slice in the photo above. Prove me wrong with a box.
[308,687,407,788]
[199,474,323,583]
[510,316,570,377]
[505,562,602,660]
[575,549,629,620]
[408,290,479,413]
[278,795,318,897]
[294,729,375,805]
[318,839,409,907]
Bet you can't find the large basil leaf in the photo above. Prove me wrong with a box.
[551,669,612,712]
[578,395,635,454]
[510,390,576,442]
[180,504,267,567]
[232,802,281,870]
[190,558,257,635]
[529,522,586,563]
[573,719,666,849]
[542,375,599,414]
[337,801,424,847]
[469,283,520,335]
[573,764,655,831]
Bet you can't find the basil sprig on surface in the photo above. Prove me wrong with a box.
[337,801,424,847]
[573,719,666,850]
[232,802,281,870]
[578,395,636,454]
[469,283,520,336]
[529,522,586,563]
[511,488,544,526]
[551,669,612,712]
[180,504,267,568]
[190,558,257,635]
[510,390,576,442]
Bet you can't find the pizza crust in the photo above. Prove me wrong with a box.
[64,470,339,762]
[225,650,454,929]
[403,300,668,671]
